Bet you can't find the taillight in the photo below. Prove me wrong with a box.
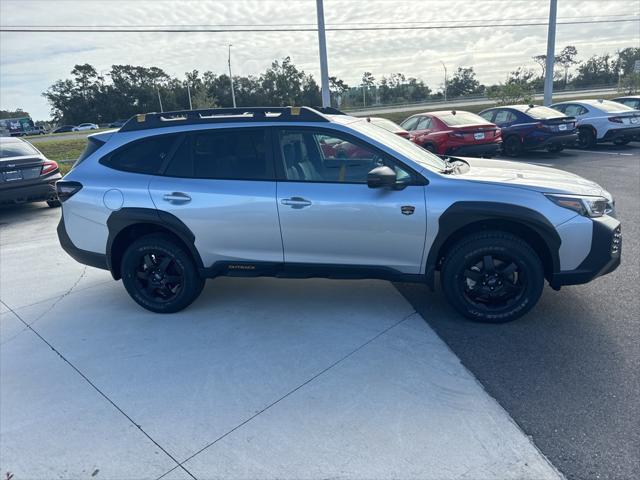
[56,181,82,202]
[41,160,59,175]
[608,116,624,123]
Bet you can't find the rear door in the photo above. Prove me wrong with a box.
[274,127,427,274]
[148,127,283,268]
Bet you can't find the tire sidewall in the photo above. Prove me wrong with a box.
[121,236,203,313]
[503,136,522,156]
[442,236,544,323]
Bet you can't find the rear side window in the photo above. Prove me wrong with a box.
[479,111,494,122]
[562,104,588,116]
[164,128,273,180]
[415,117,432,130]
[493,110,517,124]
[74,137,105,167]
[102,135,177,174]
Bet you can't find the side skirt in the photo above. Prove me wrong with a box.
[201,261,426,283]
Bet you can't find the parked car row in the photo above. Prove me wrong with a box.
[370,96,640,157]
[52,123,100,133]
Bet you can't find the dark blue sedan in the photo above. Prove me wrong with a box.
[479,105,577,156]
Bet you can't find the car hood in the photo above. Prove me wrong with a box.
[454,157,608,196]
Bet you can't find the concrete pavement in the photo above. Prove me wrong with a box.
[0,204,560,479]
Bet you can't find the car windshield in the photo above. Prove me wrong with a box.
[350,120,447,171]
[514,105,565,119]
[0,141,39,158]
[369,117,403,132]
[435,111,491,126]
[585,100,635,113]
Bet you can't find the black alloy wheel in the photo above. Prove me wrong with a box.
[121,234,205,313]
[441,231,544,323]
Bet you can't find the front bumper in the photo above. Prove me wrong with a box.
[0,173,61,204]
[445,142,502,157]
[601,126,640,142]
[550,215,621,288]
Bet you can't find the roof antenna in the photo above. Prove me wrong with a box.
[451,110,456,115]
[366,117,371,122]
[528,104,535,108]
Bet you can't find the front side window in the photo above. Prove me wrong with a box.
[164,128,273,180]
[102,135,177,174]
[493,110,516,124]
[278,129,412,184]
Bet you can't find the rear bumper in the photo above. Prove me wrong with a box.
[550,215,621,287]
[538,132,578,148]
[445,142,502,156]
[0,174,61,204]
[600,126,640,142]
[57,216,109,270]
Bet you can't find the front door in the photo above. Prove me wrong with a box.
[274,128,427,274]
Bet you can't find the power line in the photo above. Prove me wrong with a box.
[1,18,637,33]
[4,13,635,28]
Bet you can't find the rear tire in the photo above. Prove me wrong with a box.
[121,234,205,313]
[546,145,564,153]
[441,231,544,323]
[503,136,523,156]
[576,127,596,149]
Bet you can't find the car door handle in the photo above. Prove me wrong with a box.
[281,197,312,208]
[163,192,191,204]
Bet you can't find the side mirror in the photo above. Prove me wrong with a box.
[367,166,397,189]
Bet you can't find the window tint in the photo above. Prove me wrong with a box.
[493,110,517,124]
[479,111,494,122]
[278,129,412,184]
[102,135,177,174]
[562,104,588,116]
[0,140,39,158]
[164,128,273,180]
[415,117,432,130]
[400,117,419,131]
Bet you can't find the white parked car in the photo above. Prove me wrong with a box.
[551,99,640,147]
[72,123,99,132]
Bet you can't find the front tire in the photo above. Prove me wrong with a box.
[441,231,544,323]
[121,234,205,313]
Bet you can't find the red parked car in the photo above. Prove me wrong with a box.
[400,110,502,157]
[366,117,411,139]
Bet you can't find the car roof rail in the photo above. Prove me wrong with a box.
[119,106,336,132]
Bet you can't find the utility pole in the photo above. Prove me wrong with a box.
[157,86,163,112]
[440,61,448,102]
[543,0,557,106]
[316,0,330,107]
[187,82,193,110]
[228,44,236,108]
[363,85,366,107]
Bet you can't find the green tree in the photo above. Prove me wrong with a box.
[447,67,483,97]
[555,46,578,86]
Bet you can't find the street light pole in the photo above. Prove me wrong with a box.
[543,0,557,106]
[316,0,331,107]
[187,81,193,110]
[440,61,447,102]
[228,44,237,108]
[157,86,163,112]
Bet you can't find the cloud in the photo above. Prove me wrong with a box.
[0,0,637,119]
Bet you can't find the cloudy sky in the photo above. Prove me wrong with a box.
[1,0,638,120]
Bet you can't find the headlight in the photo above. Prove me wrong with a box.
[545,193,615,217]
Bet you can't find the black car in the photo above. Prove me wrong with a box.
[108,119,127,128]
[52,125,76,133]
[0,137,62,207]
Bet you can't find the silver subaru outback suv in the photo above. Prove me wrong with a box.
[57,107,621,322]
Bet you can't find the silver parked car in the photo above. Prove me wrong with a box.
[57,107,621,322]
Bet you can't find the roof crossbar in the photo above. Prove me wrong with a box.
[119,106,343,132]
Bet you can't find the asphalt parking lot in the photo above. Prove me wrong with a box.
[1,144,638,479]
[399,144,640,480]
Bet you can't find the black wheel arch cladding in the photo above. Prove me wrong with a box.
[424,201,561,288]
[106,207,204,280]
